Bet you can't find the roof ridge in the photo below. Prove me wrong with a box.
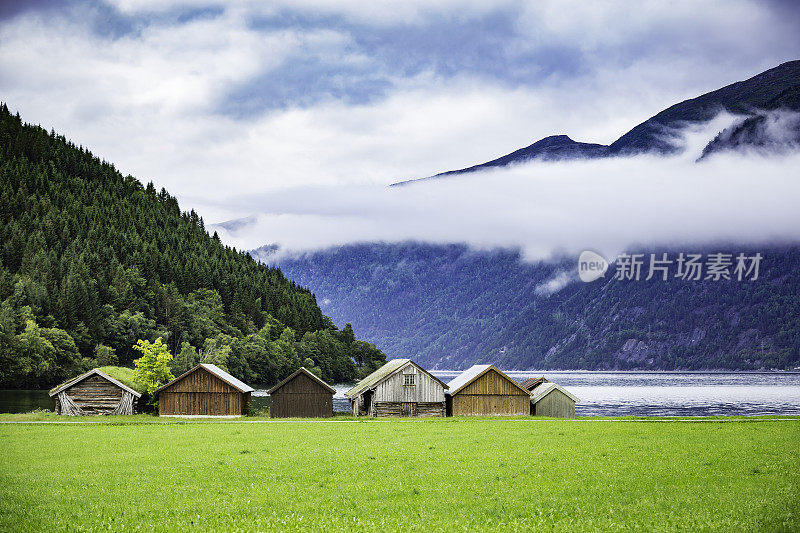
[49,368,142,398]
[267,367,336,394]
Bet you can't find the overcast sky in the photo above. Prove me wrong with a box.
[1,1,799,254]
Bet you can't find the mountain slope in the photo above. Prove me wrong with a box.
[250,61,800,371]
[266,243,800,371]
[610,60,800,154]
[0,104,385,387]
[395,60,800,184]
[391,135,608,185]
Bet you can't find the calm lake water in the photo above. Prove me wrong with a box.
[5,371,800,416]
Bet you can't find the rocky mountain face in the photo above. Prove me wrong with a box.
[258,243,800,371]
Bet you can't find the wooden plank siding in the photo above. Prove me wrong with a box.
[56,375,124,415]
[450,369,529,416]
[373,364,445,403]
[270,371,333,418]
[374,402,444,417]
[532,389,576,418]
[158,367,249,416]
[367,363,446,417]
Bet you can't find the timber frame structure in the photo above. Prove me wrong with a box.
[267,367,336,418]
[49,368,141,416]
[345,359,448,417]
[157,363,253,417]
[445,364,531,416]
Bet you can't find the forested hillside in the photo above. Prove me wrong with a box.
[269,242,800,371]
[0,104,384,388]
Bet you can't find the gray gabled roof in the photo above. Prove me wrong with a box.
[345,359,448,399]
[267,367,336,394]
[49,368,142,398]
[446,364,531,396]
[156,363,254,394]
[445,364,491,395]
[530,382,580,404]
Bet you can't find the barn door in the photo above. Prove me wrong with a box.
[401,402,416,417]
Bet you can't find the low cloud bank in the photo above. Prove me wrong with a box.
[212,116,800,261]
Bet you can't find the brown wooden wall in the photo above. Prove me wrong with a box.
[450,369,529,416]
[158,367,248,416]
[57,375,124,415]
[374,401,445,417]
[270,372,333,418]
[532,389,575,418]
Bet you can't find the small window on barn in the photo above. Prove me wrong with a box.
[403,374,415,386]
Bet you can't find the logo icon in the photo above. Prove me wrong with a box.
[578,250,608,282]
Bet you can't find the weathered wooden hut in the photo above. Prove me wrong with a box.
[49,368,141,415]
[345,359,448,417]
[445,364,531,416]
[519,376,549,391]
[267,367,336,418]
[530,382,579,418]
[157,363,253,416]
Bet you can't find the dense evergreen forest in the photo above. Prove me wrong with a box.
[0,104,385,388]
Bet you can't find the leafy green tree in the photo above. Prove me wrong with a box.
[302,357,322,378]
[94,344,118,366]
[172,341,199,376]
[200,335,233,370]
[132,337,174,395]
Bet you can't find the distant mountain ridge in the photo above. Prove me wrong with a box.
[393,60,800,185]
[245,60,800,371]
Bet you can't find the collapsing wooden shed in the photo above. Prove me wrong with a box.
[157,363,253,416]
[267,367,336,418]
[519,376,549,391]
[530,382,580,418]
[345,359,448,417]
[49,368,141,416]
[446,364,531,416]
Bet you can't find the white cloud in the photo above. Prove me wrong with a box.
[212,117,800,261]
[105,0,514,25]
[0,0,798,234]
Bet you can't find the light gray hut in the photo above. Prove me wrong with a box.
[530,382,579,418]
[49,368,142,416]
[345,359,448,417]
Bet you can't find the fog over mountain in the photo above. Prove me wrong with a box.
[221,61,800,371]
[215,118,800,260]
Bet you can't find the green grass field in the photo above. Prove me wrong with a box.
[1,418,798,531]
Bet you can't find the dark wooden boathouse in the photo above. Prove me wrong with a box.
[267,367,336,418]
[49,368,141,416]
[157,363,253,416]
[446,364,531,416]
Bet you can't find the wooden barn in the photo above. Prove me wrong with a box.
[345,359,448,417]
[157,363,253,417]
[519,376,549,391]
[445,364,531,416]
[267,367,336,418]
[530,382,580,418]
[49,368,141,416]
